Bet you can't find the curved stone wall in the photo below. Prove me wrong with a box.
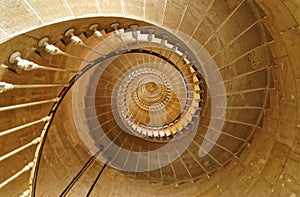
[0,0,299,196]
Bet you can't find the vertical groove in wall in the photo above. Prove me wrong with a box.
[23,0,44,24]
[121,0,125,15]
[64,0,75,16]
[175,1,191,34]
[95,0,102,14]
[161,0,168,26]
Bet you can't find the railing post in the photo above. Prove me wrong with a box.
[0,162,34,189]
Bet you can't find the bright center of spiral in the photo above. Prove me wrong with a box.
[137,79,169,110]
[145,82,157,93]
[112,62,201,138]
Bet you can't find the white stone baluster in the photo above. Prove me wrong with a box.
[0,162,34,189]
[65,28,105,57]
[20,189,31,197]
[0,116,50,137]
[89,24,117,52]
[9,51,78,73]
[0,82,14,93]
[0,81,69,94]
[0,137,41,162]
[0,97,60,112]
[110,22,129,51]
[38,37,93,63]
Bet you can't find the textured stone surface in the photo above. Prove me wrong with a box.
[123,0,144,18]
[144,0,166,25]
[162,0,189,30]
[281,28,300,79]
[0,0,299,196]
[97,0,123,15]
[280,0,300,25]
[0,0,41,34]
[65,0,100,16]
[255,0,298,32]
[26,0,72,22]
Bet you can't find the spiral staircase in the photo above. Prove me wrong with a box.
[0,0,299,196]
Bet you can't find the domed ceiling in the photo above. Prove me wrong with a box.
[0,0,299,196]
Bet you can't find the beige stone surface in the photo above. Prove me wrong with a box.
[272,56,297,100]
[296,79,300,125]
[177,0,211,40]
[145,0,166,25]
[0,0,41,34]
[255,0,298,32]
[0,29,7,41]
[281,0,300,25]
[0,0,299,196]
[97,0,123,15]
[26,0,73,22]
[162,0,189,30]
[67,0,100,16]
[123,0,144,18]
[281,28,300,79]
